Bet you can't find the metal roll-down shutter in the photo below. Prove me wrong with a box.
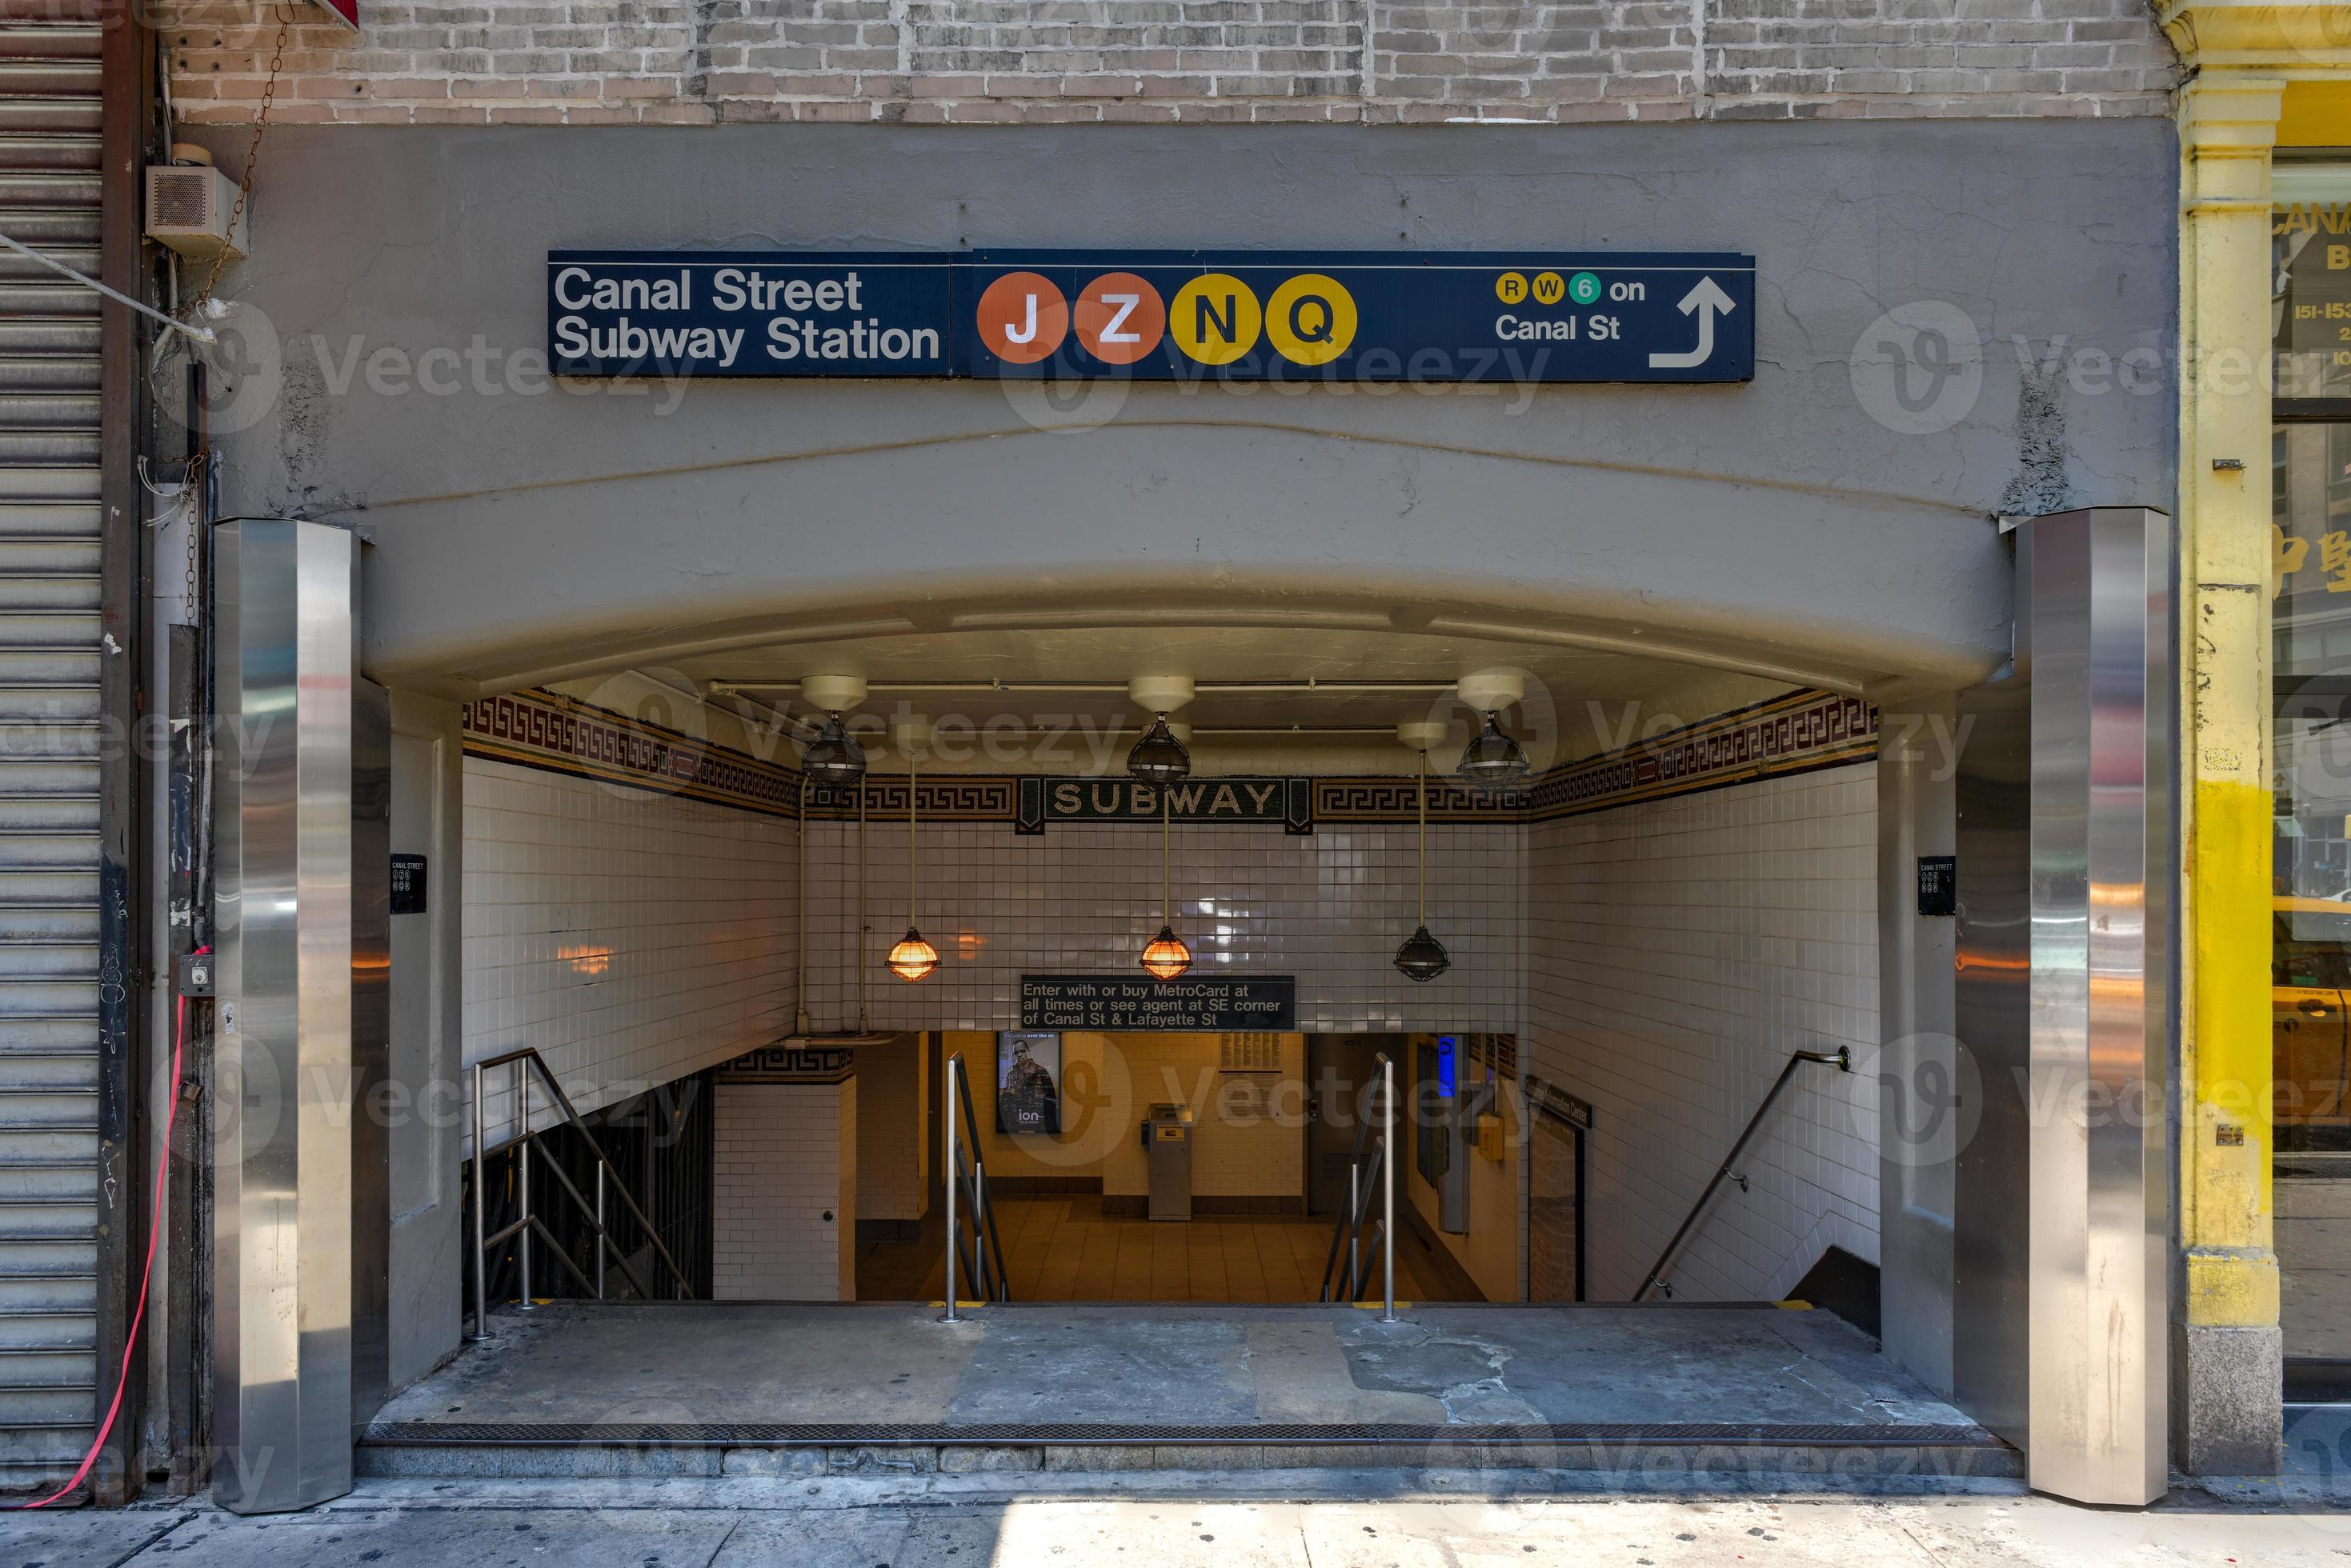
[0,5,103,1494]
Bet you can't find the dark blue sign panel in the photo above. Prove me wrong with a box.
[548,250,1752,383]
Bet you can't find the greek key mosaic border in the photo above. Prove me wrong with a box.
[463,686,1873,829]
[1519,689,1877,824]
[1312,776,1530,824]
[715,1040,857,1085]
[806,777,1019,825]
[461,688,803,819]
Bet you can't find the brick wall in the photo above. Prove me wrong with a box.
[1527,762,1879,1304]
[158,0,2176,127]
[714,1078,859,1299]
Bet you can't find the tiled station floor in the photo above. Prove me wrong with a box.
[856,1194,1464,1303]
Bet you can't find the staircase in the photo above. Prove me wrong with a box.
[0,6,104,1495]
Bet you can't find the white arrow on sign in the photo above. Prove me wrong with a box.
[1647,276,1736,370]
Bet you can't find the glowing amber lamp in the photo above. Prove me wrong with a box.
[1140,924,1193,981]
[887,926,939,982]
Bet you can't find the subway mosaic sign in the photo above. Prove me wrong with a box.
[1014,776,1314,834]
[547,250,1755,384]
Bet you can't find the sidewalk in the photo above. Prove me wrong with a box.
[10,1470,2351,1566]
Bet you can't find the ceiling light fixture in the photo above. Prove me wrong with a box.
[886,721,938,982]
[799,674,871,787]
[801,710,867,786]
[1452,667,1532,792]
[1127,712,1191,784]
[1456,710,1531,790]
[1140,790,1193,980]
[1126,674,1196,785]
[1395,738,1452,983]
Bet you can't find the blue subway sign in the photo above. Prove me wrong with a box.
[547,250,1753,384]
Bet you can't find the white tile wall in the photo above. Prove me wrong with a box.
[799,821,1527,1034]
[713,1080,858,1301]
[1528,764,1880,1306]
[462,757,797,1146]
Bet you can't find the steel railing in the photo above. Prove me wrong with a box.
[941,1052,1010,1320]
[1316,1052,1399,1322]
[467,1046,695,1340]
[1633,1044,1852,1302]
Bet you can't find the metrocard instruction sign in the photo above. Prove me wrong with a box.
[547,250,1755,384]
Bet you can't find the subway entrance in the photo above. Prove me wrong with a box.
[202,502,2172,1505]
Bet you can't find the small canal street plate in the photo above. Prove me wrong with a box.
[1021,975,1298,1031]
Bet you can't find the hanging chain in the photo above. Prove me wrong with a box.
[180,452,208,621]
[186,4,292,324]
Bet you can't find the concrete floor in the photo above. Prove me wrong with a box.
[371,1299,1980,1441]
[16,1473,2351,1566]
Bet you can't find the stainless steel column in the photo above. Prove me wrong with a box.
[1953,506,2173,1505]
[213,520,390,1514]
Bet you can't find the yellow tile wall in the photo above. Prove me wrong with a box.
[943,1030,1307,1201]
[854,1033,928,1222]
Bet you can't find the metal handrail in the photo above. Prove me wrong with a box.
[1316,1077,1381,1302]
[1316,1052,1397,1320]
[1633,1044,1852,1302]
[942,1052,1011,1321]
[467,1046,695,1340]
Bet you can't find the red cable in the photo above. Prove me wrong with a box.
[14,946,206,1510]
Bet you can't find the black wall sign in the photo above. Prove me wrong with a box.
[1916,854,1956,918]
[390,853,428,915]
[1021,975,1297,1031]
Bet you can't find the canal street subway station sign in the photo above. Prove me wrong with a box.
[547,250,1755,384]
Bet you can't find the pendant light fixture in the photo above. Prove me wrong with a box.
[1452,667,1532,792]
[1127,713,1191,785]
[802,711,867,786]
[1394,733,1452,982]
[1139,790,1193,980]
[1127,674,1195,786]
[1455,710,1532,790]
[799,674,870,787]
[885,718,938,982]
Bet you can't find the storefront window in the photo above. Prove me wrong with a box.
[2269,158,2351,1387]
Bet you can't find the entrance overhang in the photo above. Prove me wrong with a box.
[347,421,2009,704]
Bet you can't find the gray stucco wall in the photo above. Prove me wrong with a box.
[190,120,2177,697]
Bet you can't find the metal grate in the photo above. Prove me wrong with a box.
[365,1418,2004,1449]
[0,11,102,1494]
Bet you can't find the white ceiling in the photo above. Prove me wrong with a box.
[652,622,1800,774]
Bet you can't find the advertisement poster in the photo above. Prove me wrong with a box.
[995,1031,1062,1135]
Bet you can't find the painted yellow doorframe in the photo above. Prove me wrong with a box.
[2159,0,2351,1348]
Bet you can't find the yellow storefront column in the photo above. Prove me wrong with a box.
[2161,0,2351,1477]
[2171,62,2284,1478]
